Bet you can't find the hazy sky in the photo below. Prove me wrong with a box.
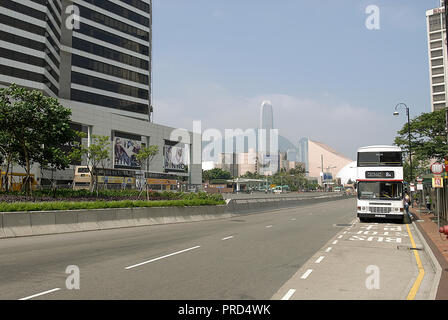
[152,0,440,159]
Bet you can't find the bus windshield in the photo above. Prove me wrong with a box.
[358,181,403,200]
[357,152,402,167]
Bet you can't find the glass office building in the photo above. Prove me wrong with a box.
[426,2,447,112]
[0,0,152,118]
[0,0,62,97]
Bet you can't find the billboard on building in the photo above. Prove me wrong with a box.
[114,136,142,169]
[164,144,188,172]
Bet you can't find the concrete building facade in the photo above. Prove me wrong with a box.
[297,137,353,184]
[0,0,202,186]
[426,2,448,111]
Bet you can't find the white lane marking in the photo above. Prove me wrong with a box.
[301,269,313,279]
[19,288,61,300]
[338,235,343,239]
[325,247,332,253]
[332,240,338,245]
[125,246,201,270]
[281,289,296,300]
[342,231,347,234]
[290,218,296,221]
[222,236,234,241]
[315,256,325,264]
[265,225,273,228]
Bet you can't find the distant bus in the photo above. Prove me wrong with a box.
[73,166,136,190]
[72,166,186,191]
[273,185,290,193]
[0,172,38,192]
[356,146,404,222]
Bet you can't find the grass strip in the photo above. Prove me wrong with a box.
[0,199,226,212]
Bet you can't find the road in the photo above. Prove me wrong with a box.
[222,191,339,200]
[0,198,438,300]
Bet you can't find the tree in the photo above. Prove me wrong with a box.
[202,168,231,182]
[240,171,265,179]
[71,134,111,194]
[135,145,159,199]
[0,84,77,194]
[136,145,159,171]
[394,109,447,181]
[0,130,19,192]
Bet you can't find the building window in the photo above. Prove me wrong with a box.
[432,58,444,67]
[429,14,442,32]
[431,41,443,49]
[430,32,442,40]
[433,67,444,75]
[71,89,149,114]
[433,84,445,93]
[431,49,443,58]
[433,76,445,84]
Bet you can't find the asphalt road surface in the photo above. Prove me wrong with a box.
[0,198,437,300]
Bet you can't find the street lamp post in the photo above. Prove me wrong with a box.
[394,103,413,183]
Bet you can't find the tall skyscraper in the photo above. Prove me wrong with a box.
[0,0,62,97]
[258,100,278,175]
[260,100,274,131]
[426,2,447,111]
[0,0,153,119]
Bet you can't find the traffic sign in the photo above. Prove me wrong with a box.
[433,175,444,188]
[416,177,423,183]
[431,162,444,174]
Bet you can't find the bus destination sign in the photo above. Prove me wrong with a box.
[365,171,395,179]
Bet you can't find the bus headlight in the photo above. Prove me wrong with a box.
[361,206,367,212]
[393,208,400,212]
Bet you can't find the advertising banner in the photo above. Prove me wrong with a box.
[114,136,142,169]
[164,145,187,172]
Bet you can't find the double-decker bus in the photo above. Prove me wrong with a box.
[73,166,136,190]
[356,145,404,222]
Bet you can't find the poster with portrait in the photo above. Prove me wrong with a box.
[164,145,187,171]
[114,136,142,169]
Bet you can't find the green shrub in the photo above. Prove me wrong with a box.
[0,198,225,212]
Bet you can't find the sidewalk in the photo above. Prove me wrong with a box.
[410,206,448,299]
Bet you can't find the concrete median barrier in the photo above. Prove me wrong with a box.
[115,208,136,228]
[55,211,81,234]
[31,211,56,235]
[147,207,169,225]
[3,212,33,237]
[77,210,100,231]
[0,194,354,238]
[0,214,4,238]
[131,208,150,226]
[97,209,121,230]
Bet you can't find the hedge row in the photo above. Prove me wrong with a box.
[0,198,226,212]
[0,190,224,202]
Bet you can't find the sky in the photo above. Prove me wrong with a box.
[151,0,440,160]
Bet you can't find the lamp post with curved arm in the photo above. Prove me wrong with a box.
[394,103,413,183]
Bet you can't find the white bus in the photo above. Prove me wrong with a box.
[356,145,405,222]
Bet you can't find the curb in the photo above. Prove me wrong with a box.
[411,219,442,300]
